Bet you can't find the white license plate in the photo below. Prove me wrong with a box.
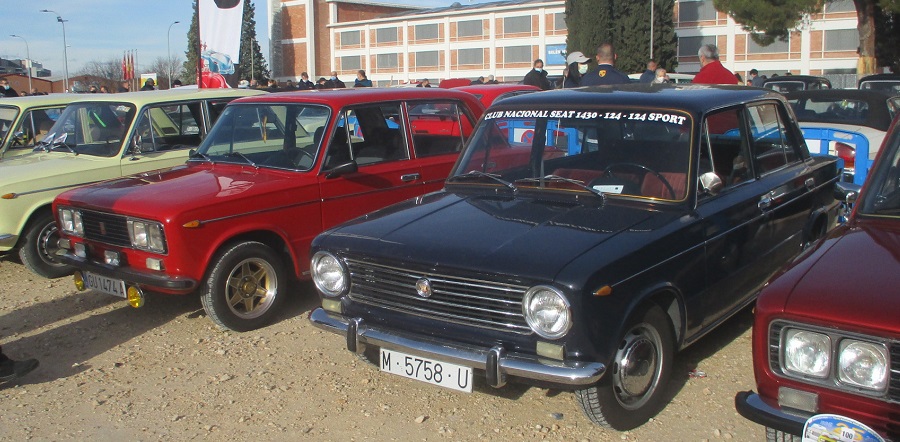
[83,271,127,298]
[379,348,473,393]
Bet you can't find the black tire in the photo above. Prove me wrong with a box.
[575,304,674,430]
[200,241,286,332]
[18,212,72,279]
[766,427,802,442]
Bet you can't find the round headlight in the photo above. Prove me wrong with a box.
[311,252,348,297]
[522,285,571,339]
[838,340,888,391]
[783,329,831,378]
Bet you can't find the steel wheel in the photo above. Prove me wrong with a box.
[19,212,72,279]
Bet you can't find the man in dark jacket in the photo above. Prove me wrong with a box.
[580,43,630,86]
[297,72,315,90]
[0,79,18,97]
[522,59,551,90]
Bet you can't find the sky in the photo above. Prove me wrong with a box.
[3,0,491,78]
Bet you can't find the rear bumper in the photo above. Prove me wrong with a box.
[309,307,606,388]
[58,251,198,293]
[734,391,807,436]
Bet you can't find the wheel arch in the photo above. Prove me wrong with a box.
[14,203,54,249]
[206,229,299,283]
[629,283,686,349]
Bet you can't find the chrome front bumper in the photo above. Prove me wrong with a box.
[309,307,606,388]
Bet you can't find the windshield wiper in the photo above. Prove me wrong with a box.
[224,151,258,168]
[447,170,517,192]
[189,150,215,163]
[516,175,607,200]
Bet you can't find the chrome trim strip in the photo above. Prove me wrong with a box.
[3,181,103,198]
[310,308,605,386]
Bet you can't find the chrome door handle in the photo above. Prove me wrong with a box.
[400,173,420,182]
[758,194,773,210]
[805,177,815,190]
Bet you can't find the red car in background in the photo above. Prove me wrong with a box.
[452,84,540,108]
[53,88,484,332]
[735,117,900,441]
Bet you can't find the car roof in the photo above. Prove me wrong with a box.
[0,93,82,110]
[489,84,781,114]
[762,75,830,84]
[858,73,900,83]
[61,88,266,106]
[230,87,485,109]
[785,89,899,101]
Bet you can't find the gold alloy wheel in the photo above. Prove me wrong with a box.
[225,258,277,319]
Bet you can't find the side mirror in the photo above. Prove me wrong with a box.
[834,181,861,204]
[325,161,358,179]
[698,172,724,196]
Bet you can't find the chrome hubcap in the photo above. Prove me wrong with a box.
[613,323,662,410]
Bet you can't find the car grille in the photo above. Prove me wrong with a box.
[345,258,532,335]
[80,210,131,247]
[769,322,900,404]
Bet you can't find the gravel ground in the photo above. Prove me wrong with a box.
[0,258,765,441]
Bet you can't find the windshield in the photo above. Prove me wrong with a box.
[198,103,330,171]
[0,105,19,147]
[455,107,693,201]
[860,80,900,94]
[40,102,135,157]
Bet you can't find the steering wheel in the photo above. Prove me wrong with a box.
[601,162,677,199]
[293,148,315,168]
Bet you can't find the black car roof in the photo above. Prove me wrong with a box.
[488,84,782,115]
[784,89,899,101]
[762,75,830,84]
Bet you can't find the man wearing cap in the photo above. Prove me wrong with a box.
[692,44,739,85]
[749,69,765,87]
[580,43,630,86]
[562,51,590,88]
[639,60,658,83]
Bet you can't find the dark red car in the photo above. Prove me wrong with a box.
[53,88,484,332]
[735,117,900,441]
[452,84,540,108]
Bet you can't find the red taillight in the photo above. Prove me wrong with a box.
[835,142,855,169]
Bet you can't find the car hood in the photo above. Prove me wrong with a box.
[783,219,900,334]
[60,163,307,221]
[324,191,671,281]
[0,152,115,192]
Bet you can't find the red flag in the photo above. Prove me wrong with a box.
[128,52,135,80]
[122,53,127,80]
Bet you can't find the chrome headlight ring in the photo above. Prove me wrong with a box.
[58,207,84,237]
[311,251,349,297]
[522,285,572,339]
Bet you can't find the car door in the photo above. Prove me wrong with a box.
[120,101,205,176]
[318,103,424,230]
[407,99,477,192]
[694,105,776,331]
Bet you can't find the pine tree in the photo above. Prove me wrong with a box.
[237,0,270,82]
[181,0,200,85]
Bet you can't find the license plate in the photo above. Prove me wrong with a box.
[379,348,473,393]
[83,271,127,298]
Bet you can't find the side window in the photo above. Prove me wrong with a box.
[702,107,752,189]
[207,100,231,127]
[746,103,800,175]
[11,108,64,149]
[325,104,408,168]
[408,101,474,157]
[133,103,203,153]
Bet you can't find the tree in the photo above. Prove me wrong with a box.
[181,0,200,85]
[143,56,184,89]
[713,0,900,75]
[565,0,678,74]
[237,0,270,82]
[78,57,122,82]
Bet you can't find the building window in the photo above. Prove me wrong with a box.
[504,45,532,63]
[416,51,439,67]
[341,30,361,46]
[678,35,716,57]
[457,20,483,37]
[503,16,531,33]
[825,0,855,12]
[747,37,789,54]
[341,55,361,71]
[377,53,399,69]
[824,29,858,51]
[376,27,398,44]
[415,23,439,40]
[554,13,566,30]
[679,0,717,21]
[458,48,483,65]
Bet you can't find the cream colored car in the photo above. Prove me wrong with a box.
[0,88,265,278]
[0,94,82,161]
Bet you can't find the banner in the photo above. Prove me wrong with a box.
[198,0,243,88]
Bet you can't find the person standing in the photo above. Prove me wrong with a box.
[580,43,630,86]
[0,347,38,388]
[117,81,131,93]
[692,44,739,85]
[326,72,346,88]
[522,59,551,90]
[485,75,499,84]
[562,51,590,88]
[417,78,432,87]
[748,69,765,87]
[297,72,315,90]
[0,78,19,97]
[354,70,372,87]
[639,60,658,83]
[470,76,485,85]
[140,78,156,91]
[653,68,671,84]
